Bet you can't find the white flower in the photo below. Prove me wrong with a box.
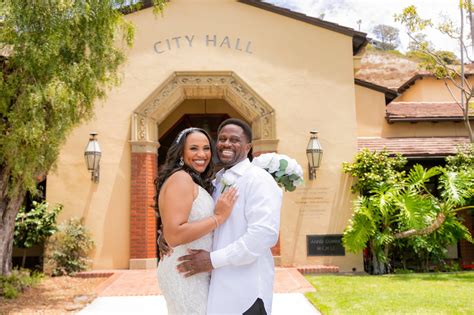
[252,153,275,169]
[221,172,237,192]
[293,177,304,187]
[284,158,298,175]
[295,164,304,178]
[252,153,304,192]
[268,154,281,173]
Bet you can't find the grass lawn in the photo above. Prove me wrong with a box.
[305,272,474,315]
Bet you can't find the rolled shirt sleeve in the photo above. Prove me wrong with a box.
[211,169,282,268]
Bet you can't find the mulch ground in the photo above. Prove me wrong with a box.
[0,276,107,314]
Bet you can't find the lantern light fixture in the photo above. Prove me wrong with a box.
[306,130,323,180]
[84,132,101,183]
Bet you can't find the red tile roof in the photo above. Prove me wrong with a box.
[358,137,470,157]
[386,102,472,122]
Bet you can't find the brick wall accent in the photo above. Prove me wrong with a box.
[253,149,281,256]
[130,152,158,259]
[460,210,474,266]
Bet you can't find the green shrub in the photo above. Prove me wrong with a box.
[342,148,407,195]
[0,269,43,299]
[14,201,62,267]
[44,218,94,276]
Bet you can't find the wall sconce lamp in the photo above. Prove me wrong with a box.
[306,130,323,180]
[84,132,101,183]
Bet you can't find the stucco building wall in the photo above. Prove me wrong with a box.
[396,77,474,102]
[46,0,366,271]
[356,85,471,139]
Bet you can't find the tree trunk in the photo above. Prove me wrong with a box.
[370,245,388,275]
[393,213,446,239]
[468,0,474,57]
[0,168,26,275]
[463,114,474,143]
[21,248,27,268]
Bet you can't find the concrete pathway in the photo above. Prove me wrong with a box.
[78,268,320,315]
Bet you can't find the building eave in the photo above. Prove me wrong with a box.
[355,78,399,104]
[386,117,470,123]
[238,0,368,55]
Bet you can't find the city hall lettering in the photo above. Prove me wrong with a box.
[153,34,254,54]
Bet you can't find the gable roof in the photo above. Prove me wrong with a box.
[355,78,398,104]
[398,65,474,94]
[239,0,368,55]
[397,72,431,94]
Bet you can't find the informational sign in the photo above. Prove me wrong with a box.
[307,235,345,256]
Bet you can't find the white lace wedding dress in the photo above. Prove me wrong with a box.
[157,185,215,315]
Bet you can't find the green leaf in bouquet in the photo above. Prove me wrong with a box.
[286,185,296,192]
[280,176,291,187]
[279,159,288,171]
[289,174,299,180]
[275,170,285,178]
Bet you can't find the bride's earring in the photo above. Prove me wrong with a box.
[179,157,184,167]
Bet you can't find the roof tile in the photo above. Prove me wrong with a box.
[358,137,470,157]
[386,102,471,122]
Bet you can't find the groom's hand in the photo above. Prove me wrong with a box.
[177,249,213,277]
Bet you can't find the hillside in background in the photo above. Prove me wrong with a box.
[356,49,420,89]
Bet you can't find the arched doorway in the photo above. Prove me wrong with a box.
[129,71,278,269]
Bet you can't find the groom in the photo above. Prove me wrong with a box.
[177,118,282,315]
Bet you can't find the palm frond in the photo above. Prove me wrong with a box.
[407,164,441,190]
[343,197,376,253]
[395,192,436,230]
[438,169,474,205]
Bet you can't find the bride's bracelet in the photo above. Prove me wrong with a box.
[210,215,219,229]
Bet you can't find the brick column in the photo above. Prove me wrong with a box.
[253,139,281,257]
[130,142,159,269]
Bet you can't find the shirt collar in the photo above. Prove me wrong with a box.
[224,158,251,177]
[214,158,251,184]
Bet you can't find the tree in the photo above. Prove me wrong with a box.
[0,0,165,275]
[372,24,401,51]
[395,3,474,142]
[343,149,474,274]
[407,33,433,52]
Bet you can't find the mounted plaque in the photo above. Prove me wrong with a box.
[307,234,345,256]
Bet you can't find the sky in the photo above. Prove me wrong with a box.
[264,0,462,54]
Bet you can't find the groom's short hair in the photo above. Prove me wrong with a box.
[218,118,253,143]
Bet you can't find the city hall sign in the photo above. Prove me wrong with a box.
[153,34,254,54]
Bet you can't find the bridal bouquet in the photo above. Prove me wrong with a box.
[252,153,304,192]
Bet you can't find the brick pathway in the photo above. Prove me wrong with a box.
[81,267,315,296]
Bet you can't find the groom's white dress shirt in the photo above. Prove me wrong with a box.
[208,158,282,315]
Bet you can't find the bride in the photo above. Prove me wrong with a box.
[156,127,237,315]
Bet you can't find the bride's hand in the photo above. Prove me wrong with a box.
[214,188,238,225]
